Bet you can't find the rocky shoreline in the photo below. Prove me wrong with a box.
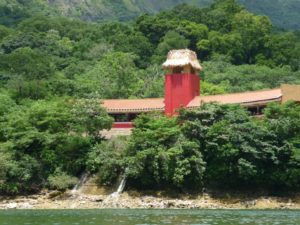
[1,190,300,210]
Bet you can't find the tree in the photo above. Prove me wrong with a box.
[200,81,227,96]
[0,98,112,194]
[179,103,300,189]
[135,14,178,44]
[0,92,16,116]
[139,65,165,98]
[0,25,13,42]
[176,21,208,49]
[264,101,300,143]
[206,31,244,63]
[232,10,272,64]
[151,31,190,64]
[125,113,206,190]
[75,52,143,99]
[1,32,45,54]
[207,0,244,32]
[86,137,128,185]
[158,3,207,25]
[265,32,300,71]
[204,119,293,188]
[107,30,153,68]
[203,60,300,93]
[71,98,113,142]
[0,47,55,80]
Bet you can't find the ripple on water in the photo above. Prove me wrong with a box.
[0,209,300,225]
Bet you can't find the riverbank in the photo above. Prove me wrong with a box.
[1,190,300,210]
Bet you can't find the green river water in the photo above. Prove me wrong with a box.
[0,209,300,225]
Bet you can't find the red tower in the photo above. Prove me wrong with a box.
[163,49,202,116]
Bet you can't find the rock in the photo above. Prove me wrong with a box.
[2,190,300,210]
[15,199,27,203]
[243,200,256,208]
[26,199,38,205]
[166,201,176,208]
[94,198,103,202]
[30,195,39,200]
[48,191,62,199]
[6,203,17,209]
[19,203,33,209]
[279,204,285,208]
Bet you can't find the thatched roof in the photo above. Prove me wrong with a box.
[162,49,203,71]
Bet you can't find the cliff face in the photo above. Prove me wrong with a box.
[0,0,299,29]
[46,0,211,21]
[52,0,300,30]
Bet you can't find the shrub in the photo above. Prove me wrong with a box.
[0,98,112,194]
[86,136,128,186]
[125,113,205,190]
[48,169,78,190]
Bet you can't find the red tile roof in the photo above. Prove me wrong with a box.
[102,89,283,113]
[102,98,165,113]
[188,88,282,108]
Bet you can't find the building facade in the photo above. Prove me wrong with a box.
[102,49,300,128]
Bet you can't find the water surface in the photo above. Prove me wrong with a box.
[0,209,300,225]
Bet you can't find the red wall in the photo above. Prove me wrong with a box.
[165,73,200,116]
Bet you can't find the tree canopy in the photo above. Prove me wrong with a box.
[0,0,300,194]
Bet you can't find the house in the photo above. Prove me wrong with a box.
[102,49,300,128]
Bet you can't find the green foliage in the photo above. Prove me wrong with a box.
[0,92,16,116]
[75,52,144,99]
[264,101,300,147]
[125,113,206,190]
[203,57,300,93]
[239,0,300,30]
[1,0,299,30]
[139,65,165,98]
[135,1,300,68]
[0,98,112,194]
[179,103,300,189]
[48,169,78,191]
[0,47,55,80]
[0,140,41,194]
[232,10,272,64]
[265,32,300,71]
[264,102,300,188]
[200,81,227,95]
[205,120,292,187]
[0,1,299,102]
[86,137,128,186]
[71,98,113,142]
[0,0,300,195]
[152,31,190,64]
[103,102,300,192]
[207,0,244,32]
[0,25,12,41]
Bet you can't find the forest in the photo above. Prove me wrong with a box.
[1,0,300,29]
[0,0,300,194]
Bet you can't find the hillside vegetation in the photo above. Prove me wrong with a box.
[0,0,300,194]
[239,0,300,30]
[0,0,300,29]
[0,0,211,26]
